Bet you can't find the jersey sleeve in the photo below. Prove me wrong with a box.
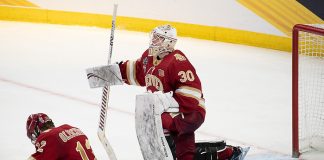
[118,50,147,86]
[169,52,206,117]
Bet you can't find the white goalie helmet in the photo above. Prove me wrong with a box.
[149,24,177,57]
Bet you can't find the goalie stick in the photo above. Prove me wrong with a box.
[97,4,118,160]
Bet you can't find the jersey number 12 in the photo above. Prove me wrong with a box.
[76,139,92,160]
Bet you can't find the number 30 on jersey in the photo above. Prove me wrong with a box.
[178,70,195,83]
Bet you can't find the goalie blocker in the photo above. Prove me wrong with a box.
[86,64,123,88]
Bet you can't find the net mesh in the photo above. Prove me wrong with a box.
[298,24,324,153]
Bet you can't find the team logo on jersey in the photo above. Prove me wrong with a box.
[174,54,186,61]
[158,69,164,77]
[143,57,148,73]
[145,75,163,91]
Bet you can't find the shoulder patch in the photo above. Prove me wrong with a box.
[174,54,187,61]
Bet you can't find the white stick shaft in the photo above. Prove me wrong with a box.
[98,4,118,160]
[108,4,117,64]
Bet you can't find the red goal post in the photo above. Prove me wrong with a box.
[292,24,324,158]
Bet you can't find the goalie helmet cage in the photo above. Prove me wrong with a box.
[292,24,324,158]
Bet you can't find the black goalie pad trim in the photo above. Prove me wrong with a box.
[195,141,227,160]
[195,140,226,151]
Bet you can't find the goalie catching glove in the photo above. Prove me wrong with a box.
[152,91,179,113]
[86,64,123,88]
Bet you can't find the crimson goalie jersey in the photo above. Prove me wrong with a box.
[119,49,205,117]
[29,124,96,160]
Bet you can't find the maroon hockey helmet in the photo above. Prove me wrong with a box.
[26,113,52,144]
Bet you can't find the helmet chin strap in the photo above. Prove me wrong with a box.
[157,52,170,60]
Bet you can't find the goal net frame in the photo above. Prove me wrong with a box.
[292,24,324,158]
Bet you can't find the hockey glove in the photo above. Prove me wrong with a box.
[86,64,123,88]
[154,91,179,113]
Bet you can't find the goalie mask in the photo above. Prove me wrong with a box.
[149,25,177,58]
[26,113,53,144]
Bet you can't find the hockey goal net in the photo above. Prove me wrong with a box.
[292,24,324,158]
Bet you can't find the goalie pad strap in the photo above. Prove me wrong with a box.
[195,141,227,160]
[196,141,226,151]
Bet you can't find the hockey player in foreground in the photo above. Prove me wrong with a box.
[26,113,96,160]
[86,24,249,160]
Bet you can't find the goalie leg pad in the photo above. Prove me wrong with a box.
[135,93,174,160]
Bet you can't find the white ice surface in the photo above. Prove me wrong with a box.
[0,20,306,159]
